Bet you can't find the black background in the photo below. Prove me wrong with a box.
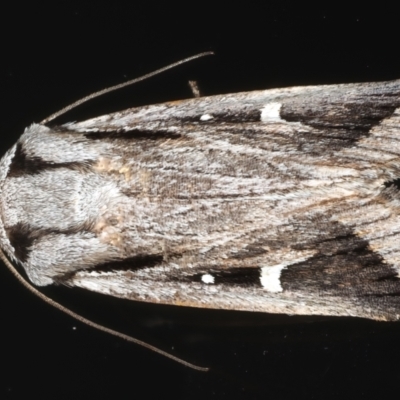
[2,2,400,399]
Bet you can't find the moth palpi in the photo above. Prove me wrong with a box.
[2,55,400,364]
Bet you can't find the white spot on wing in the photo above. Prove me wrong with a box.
[261,102,305,127]
[260,103,283,122]
[201,273,215,284]
[200,114,213,121]
[260,264,286,292]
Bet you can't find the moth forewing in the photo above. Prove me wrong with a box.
[1,79,400,322]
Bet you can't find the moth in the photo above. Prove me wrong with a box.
[2,62,400,333]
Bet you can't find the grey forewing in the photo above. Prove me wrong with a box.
[1,80,400,319]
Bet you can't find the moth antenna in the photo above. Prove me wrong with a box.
[41,51,214,124]
[0,250,209,372]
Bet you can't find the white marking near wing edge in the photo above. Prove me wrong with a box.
[260,102,283,122]
[261,102,307,128]
[201,273,215,284]
[260,265,286,292]
[200,114,213,121]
